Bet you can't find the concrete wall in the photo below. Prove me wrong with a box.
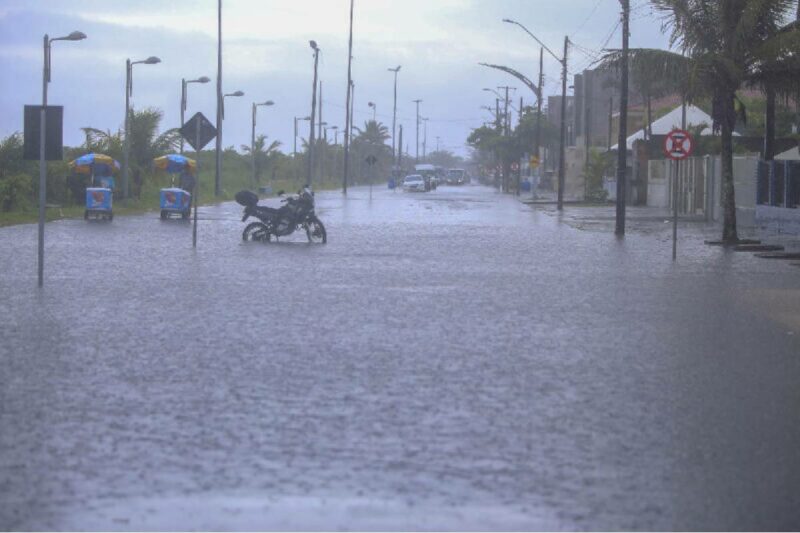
[755,205,800,234]
[564,146,587,200]
[646,155,759,224]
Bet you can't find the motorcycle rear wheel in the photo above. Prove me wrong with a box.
[305,216,327,244]
[242,222,272,242]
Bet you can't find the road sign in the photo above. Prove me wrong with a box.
[529,155,540,168]
[23,105,63,161]
[365,154,377,166]
[663,129,693,161]
[180,112,217,152]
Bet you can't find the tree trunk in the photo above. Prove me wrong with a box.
[764,86,776,161]
[720,92,738,243]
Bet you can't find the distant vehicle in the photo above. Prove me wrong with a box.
[402,174,426,192]
[414,164,438,191]
[446,168,467,185]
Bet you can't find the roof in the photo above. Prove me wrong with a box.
[612,104,737,151]
[776,146,800,160]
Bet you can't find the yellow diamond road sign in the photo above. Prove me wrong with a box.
[529,156,540,168]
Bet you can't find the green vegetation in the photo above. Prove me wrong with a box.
[467,106,559,191]
[0,108,404,227]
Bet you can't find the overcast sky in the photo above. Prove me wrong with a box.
[0,0,670,157]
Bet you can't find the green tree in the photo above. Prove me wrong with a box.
[241,134,282,185]
[603,0,798,243]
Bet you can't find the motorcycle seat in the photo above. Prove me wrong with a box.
[254,205,280,216]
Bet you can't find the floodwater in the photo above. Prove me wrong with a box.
[1,185,799,530]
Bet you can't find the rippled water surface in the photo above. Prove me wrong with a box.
[1,185,799,530]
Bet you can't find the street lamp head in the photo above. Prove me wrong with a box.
[143,56,161,65]
[309,40,318,51]
[502,18,515,24]
[262,100,274,106]
[227,90,244,97]
[368,102,375,107]
[66,31,87,41]
[197,76,211,83]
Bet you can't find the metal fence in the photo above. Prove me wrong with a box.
[756,160,800,209]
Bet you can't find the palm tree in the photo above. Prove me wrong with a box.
[241,134,282,185]
[603,0,797,243]
[78,109,179,198]
[354,120,390,146]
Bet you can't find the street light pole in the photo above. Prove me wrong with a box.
[38,30,86,287]
[181,76,210,154]
[422,117,428,160]
[388,65,401,168]
[503,18,569,210]
[368,101,376,122]
[251,100,274,187]
[214,0,223,196]
[343,0,354,194]
[308,40,320,187]
[123,55,161,200]
[413,99,422,163]
[534,47,543,181]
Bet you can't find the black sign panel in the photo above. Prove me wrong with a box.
[23,105,63,161]
[180,112,217,151]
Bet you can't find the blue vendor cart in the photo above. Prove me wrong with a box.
[70,153,118,221]
[154,154,195,220]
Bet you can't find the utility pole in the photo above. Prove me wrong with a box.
[214,0,223,196]
[615,0,630,236]
[557,35,569,211]
[342,0,354,194]
[413,99,422,163]
[498,86,515,136]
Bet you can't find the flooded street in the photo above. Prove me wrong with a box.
[1,185,799,530]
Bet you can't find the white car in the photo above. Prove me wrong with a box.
[403,174,426,192]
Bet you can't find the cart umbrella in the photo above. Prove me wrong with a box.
[153,154,197,175]
[69,153,120,176]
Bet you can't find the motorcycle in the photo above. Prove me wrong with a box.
[235,186,327,244]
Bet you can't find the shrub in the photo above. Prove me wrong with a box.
[0,174,33,212]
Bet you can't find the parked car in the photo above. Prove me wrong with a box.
[402,174,427,192]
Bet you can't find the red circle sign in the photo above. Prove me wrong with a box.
[663,129,694,161]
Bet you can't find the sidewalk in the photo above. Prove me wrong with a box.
[521,192,800,252]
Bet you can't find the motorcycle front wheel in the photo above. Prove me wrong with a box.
[305,216,327,244]
[242,222,272,242]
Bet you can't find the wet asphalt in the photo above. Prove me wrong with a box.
[1,184,799,530]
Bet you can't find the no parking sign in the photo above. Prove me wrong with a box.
[663,129,694,161]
